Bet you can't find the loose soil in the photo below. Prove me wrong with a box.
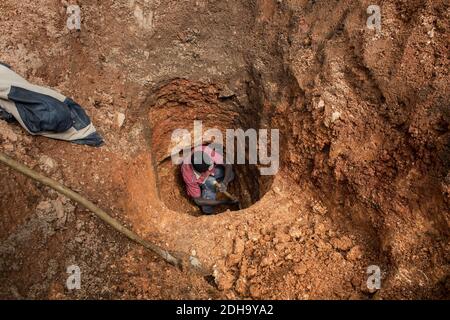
[0,0,448,299]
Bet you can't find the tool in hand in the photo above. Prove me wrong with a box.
[213,181,242,210]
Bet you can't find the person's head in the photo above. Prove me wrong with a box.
[191,151,213,173]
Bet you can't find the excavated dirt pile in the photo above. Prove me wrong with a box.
[0,0,448,299]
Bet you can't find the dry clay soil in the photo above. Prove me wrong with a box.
[0,0,449,299]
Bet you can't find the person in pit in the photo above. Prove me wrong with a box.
[181,144,237,214]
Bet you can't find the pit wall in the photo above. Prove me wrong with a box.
[248,0,449,297]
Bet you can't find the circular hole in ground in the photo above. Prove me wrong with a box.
[146,79,274,215]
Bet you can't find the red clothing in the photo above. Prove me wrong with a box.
[181,145,224,198]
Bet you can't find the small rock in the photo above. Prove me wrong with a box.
[273,186,283,196]
[331,111,341,123]
[260,256,272,267]
[39,155,56,170]
[189,256,202,269]
[219,86,235,99]
[312,201,327,215]
[75,236,84,243]
[116,112,126,128]
[317,99,325,110]
[289,226,303,239]
[331,236,354,251]
[347,245,363,261]
[314,223,327,236]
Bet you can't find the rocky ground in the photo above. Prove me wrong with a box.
[0,0,448,299]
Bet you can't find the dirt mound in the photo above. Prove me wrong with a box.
[0,0,448,299]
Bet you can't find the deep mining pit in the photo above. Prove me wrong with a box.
[0,0,448,300]
[146,79,274,214]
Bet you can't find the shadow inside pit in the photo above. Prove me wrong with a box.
[156,157,272,216]
[145,79,275,216]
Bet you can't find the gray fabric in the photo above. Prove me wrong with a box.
[0,62,12,69]
[0,63,103,147]
[0,107,15,122]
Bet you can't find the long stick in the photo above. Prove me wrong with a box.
[0,151,182,268]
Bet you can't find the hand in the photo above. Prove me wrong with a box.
[217,182,227,193]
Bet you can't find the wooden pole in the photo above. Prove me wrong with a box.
[0,151,182,268]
